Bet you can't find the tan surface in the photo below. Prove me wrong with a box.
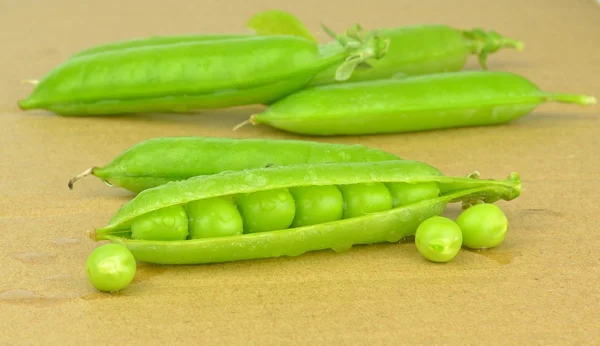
[1,0,599,344]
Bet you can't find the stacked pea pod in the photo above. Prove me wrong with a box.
[18,10,593,293]
[18,9,594,129]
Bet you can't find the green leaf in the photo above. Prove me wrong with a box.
[246,9,318,43]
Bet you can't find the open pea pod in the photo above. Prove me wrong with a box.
[92,160,522,265]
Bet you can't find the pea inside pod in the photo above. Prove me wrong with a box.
[246,70,597,136]
[68,136,401,193]
[92,160,522,265]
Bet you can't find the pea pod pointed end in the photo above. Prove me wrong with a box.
[68,167,113,189]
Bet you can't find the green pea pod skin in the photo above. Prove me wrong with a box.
[309,25,523,86]
[68,136,401,193]
[69,34,253,59]
[19,31,388,116]
[250,71,597,136]
[70,10,315,59]
[92,161,522,265]
[39,73,315,116]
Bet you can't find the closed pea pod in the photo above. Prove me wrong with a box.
[246,71,597,136]
[91,160,522,265]
[69,34,255,59]
[70,10,317,59]
[18,27,389,116]
[247,10,524,85]
[67,136,402,193]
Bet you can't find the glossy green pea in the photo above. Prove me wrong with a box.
[386,182,440,208]
[68,136,401,193]
[339,183,393,219]
[130,205,188,241]
[288,185,344,227]
[85,243,136,292]
[415,216,463,263]
[248,71,597,136]
[186,197,244,239]
[235,188,296,233]
[92,161,522,265]
[456,203,509,249]
[18,27,389,116]
[247,10,524,86]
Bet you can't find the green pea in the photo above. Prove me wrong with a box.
[456,203,508,249]
[415,216,463,263]
[288,185,344,227]
[249,71,596,136]
[91,161,523,265]
[386,182,440,207]
[85,244,136,292]
[235,188,296,233]
[339,182,393,219]
[186,197,243,239]
[130,205,188,241]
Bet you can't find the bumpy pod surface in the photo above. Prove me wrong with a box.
[92,161,522,265]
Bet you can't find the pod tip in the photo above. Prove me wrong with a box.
[514,41,525,52]
[68,167,95,190]
[585,96,597,105]
[232,117,255,131]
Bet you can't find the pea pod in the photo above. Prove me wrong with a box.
[18,26,389,116]
[246,71,597,136]
[91,160,522,265]
[69,34,254,59]
[68,136,401,193]
[247,10,524,86]
[69,10,317,59]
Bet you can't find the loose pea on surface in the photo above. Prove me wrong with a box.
[86,244,136,292]
[235,188,296,233]
[130,205,189,241]
[339,182,393,219]
[456,203,508,249]
[186,197,244,239]
[415,216,463,263]
[386,182,440,207]
[288,185,344,227]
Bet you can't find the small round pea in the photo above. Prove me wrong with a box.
[235,188,296,233]
[415,216,463,263]
[386,182,440,207]
[186,197,244,238]
[339,182,393,219]
[288,185,344,227]
[130,205,189,241]
[456,203,508,249]
[86,244,136,292]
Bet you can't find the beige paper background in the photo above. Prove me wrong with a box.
[1,0,598,344]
